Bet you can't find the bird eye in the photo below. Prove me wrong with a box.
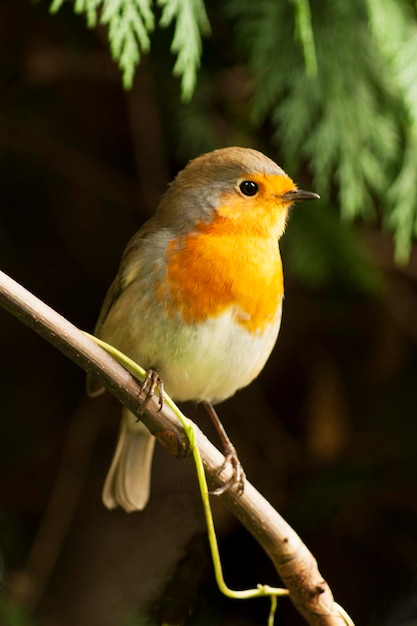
[239,180,258,197]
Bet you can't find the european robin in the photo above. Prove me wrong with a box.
[90,147,319,512]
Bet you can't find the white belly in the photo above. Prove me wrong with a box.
[162,313,281,403]
[148,304,282,403]
[101,283,282,403]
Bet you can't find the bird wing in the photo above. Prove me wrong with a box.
[86,218,167,396]
[86,226,149,396]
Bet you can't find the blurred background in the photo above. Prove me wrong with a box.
[1,1,417,624]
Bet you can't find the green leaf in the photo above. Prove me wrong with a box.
[49,0,210,98]
[366,0,417,261]
[290,0,317,77]
[49,0,65,13]
[73,0,102,27]
[229,0,409,256]
[158,0,211,101]
[102,0,154,88]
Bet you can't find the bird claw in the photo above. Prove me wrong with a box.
[209,444,246,496]
[136,368,164,419]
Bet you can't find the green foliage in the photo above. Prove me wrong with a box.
[227,0,412,260]
[159,0,211,100]
[45,0,417,261]
[290,0,317,77]
[227,0,417,261]
[366,0,417,261]
[49,0,210,99]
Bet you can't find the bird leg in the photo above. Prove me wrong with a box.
[136,368,164,419]
[202,401,246,496]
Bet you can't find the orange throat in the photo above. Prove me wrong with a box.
[155,217,284,334]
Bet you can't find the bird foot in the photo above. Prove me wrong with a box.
[209,443,246,496]
[136,368,164,419]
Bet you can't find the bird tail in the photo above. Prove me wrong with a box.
[102,408,155,512]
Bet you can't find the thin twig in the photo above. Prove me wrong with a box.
[0,269,354,626]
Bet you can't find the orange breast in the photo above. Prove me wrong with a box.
[155,213,284,335]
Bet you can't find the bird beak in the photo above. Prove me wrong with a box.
[280,189,320,202]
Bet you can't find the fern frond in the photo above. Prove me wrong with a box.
[51,0,154,87]
[74,0,102,27]
[290,0,317,77]
[387,141,417,262]
[366,0,417,261]
[229,0,403,251]
[50,0,210,98]
[101,0,154,87]
[50,0,65,13]
[158,0,211,101]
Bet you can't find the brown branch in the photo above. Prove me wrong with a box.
[0,268,354,626]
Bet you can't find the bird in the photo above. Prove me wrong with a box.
[89,146,319,512]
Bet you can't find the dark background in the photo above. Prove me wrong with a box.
[1,1,417,625]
